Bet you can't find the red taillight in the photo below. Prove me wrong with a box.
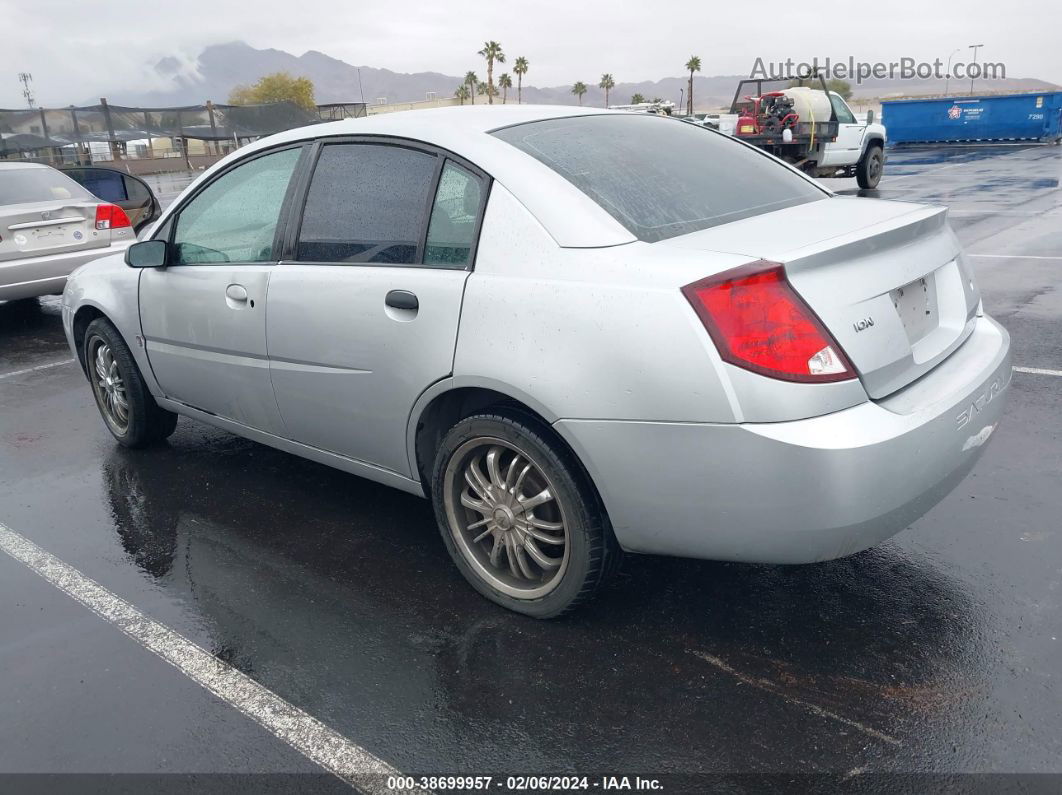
[94,204,131,231]
[682,261,855,383]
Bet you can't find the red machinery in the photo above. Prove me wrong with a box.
[735,91,799,137]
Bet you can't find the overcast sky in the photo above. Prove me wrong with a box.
[1,0,1057,107]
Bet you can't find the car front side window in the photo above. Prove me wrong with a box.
[831,94,857,124]
[170,147,301,265]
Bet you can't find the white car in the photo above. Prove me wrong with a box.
[62,106,1009,617]
[1,162,141,301]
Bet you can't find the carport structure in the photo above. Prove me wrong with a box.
[0,100,366,175]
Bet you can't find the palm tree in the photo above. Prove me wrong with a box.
[513,56,529,104]
[685,56,701,116]
[455,84,470,106]
[631,93,646,104]
[464,71,478,104]
[598,73,615,108]
[498,73,513,104]
[571,81,588,105]
[478,41,506,104]
[478,81,491,100]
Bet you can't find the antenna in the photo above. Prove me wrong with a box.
[17,72,35,108]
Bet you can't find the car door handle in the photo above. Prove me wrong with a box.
[226,284,249,302]
[385,290,418,310]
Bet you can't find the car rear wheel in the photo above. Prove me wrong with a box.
[84,318,177,448]
[857,144,884,189]
[432,411,619,618]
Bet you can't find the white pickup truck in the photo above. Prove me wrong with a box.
[704,79,887,189]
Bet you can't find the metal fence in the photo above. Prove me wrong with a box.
[0,100,367,169]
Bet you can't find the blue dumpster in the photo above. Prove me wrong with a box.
[881,92,1062,144]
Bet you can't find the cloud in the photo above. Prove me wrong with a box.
[0,0,1057,106]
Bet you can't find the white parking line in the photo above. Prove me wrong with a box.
[0,358,76,380]
[0,523,420,794]
[968,254,1062,260]
[1014,366,1062,378]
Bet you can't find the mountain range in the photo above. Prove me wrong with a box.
[101,41,1059,111]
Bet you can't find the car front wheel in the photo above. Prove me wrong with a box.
[84,318,177,448]
[857,144,884,189]
[431,411,619,618]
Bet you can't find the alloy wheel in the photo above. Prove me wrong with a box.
[444,437,570,599]
[90,339,130,434]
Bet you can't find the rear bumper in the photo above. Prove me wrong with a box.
[0,241,131,301]
[555,314,1011,564]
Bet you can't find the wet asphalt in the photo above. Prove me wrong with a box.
[0,144,1060,790]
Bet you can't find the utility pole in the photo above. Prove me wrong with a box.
[18,72,35,108]
[944,48,960,96]
[968,44,984,96]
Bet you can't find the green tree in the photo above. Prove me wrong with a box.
[571,81,588,105]
[513,56,529,104]
[498,73,513,104]
[464,71,479,104]
[684,56,701,116]
[455,84,470,105]
[478,41,506,105]
[631,93,646,104]
[228,72,316,110]
[786,77,852,99]
[598,73,615,108]
[826,79,853,100]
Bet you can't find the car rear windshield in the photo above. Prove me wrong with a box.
[492,114,826,243]
[0,167,94,205]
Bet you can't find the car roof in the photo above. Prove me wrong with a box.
[274,104,607,141]
[0,161,54,171]
[171,105,640,248]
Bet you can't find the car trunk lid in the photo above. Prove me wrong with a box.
[660,196,980,398]
[0,200,108,263]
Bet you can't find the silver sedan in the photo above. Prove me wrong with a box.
[61,106,1011,617]
[1,162,143,301]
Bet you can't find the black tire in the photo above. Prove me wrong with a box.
[83,318,177,448]
[856,144,884,189]
[431,410,620,618]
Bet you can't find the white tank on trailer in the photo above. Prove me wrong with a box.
[782,87,833,122]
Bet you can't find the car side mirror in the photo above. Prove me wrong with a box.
[125,240,168,268]
[866,109,875,124]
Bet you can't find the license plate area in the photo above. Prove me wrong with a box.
[21,223,86,252]
[891,272,938,344]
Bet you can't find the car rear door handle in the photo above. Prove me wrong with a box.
[226,284,249,302]
[385,290,418,310]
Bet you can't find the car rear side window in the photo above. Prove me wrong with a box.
[424,162,483,267]
[0,168,94,204]
[296,143,438,265]
[492,114,826,243]
[62,168,129,203]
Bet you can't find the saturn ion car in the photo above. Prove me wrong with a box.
[61,106,1011,617]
